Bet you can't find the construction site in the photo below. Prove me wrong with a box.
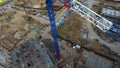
[0,0,120,68]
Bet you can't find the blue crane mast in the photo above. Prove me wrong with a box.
[46,0,61,60]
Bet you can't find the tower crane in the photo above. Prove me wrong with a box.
[46,0,120,60]
[71,0,120,42]
[46,0,61,60]
[58,0,120,42]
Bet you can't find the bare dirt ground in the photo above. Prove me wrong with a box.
[57,39,87,68]
[14,0,62,11]
[0,9,44,51]
[58,11,120,61]
[58,12,88,42]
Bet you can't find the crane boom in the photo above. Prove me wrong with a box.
[57,0,120,42]
[70,0,120,42]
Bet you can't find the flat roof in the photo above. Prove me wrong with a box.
[102,8,120,17]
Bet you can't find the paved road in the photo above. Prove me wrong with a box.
[86,52,114,68]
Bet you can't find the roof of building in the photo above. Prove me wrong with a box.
[86,52,114,68]
[101,8,120,17]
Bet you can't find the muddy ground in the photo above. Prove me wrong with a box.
[57,11,120,61]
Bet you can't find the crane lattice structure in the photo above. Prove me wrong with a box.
[71,0,120,42]
[45,0,120,60]
[46,0,61,60]
[58,0,120,42]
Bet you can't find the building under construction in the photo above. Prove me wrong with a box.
[0,0,120,68]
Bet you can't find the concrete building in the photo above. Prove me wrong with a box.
[10,39,57,68]
[101,8,120,18]
[86,52,114,68]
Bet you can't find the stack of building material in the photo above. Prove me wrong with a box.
[0,46,11,68]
